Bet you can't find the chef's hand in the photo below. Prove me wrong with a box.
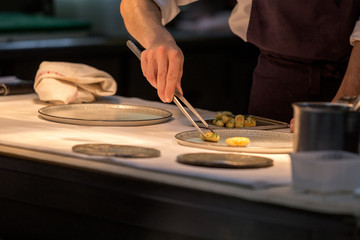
[332,41,360,102]
[141,43,184,103]
[290,118,294,133]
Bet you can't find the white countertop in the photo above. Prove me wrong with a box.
[0,93,359,217]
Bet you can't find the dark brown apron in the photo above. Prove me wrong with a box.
[246,0,360,122]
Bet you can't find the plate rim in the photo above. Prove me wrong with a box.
[175,129,294,154]
[38,103,173,126]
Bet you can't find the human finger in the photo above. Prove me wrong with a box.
[164,49,184,102]
[155,46,169,102]
[142,49,158,90]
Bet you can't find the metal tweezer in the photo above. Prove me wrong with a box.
[126,40,215,137]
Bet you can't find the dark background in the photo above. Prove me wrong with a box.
[0,0,53,14]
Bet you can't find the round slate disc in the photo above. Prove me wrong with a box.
[177,153,273,168]
[72,143,160,158]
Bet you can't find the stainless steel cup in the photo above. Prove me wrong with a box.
[292,102,360,153]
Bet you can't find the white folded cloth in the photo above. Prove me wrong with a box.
[34,61,117,104]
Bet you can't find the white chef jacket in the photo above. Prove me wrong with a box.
[154,0,360,45]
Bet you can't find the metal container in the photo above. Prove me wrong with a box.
[292,102,360,153]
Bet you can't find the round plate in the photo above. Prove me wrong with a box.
[175,129,293,154]
[72,143,161,158]
[38,104,172,126]
[177,153,273,168]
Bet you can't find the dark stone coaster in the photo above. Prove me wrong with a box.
[177,153,273,168]
[72,143,160,158]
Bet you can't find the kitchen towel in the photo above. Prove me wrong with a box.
[34,61,117,104]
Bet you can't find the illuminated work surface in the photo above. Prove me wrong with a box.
[0,93,359,239]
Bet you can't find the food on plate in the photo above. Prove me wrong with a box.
[215,111,233,120]
[234,114,245,128]
[221,114,232,124]
[212,111,256,128]
[226,118,235,128]
[226,137,250,147]
[244,116,256,127]
[200,132,220,142]
[213,118,225,127]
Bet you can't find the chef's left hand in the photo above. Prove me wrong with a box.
[290,118,294,133]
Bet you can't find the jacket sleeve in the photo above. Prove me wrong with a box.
[153,0,198,25]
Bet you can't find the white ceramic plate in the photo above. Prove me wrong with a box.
[38,104,172,126]
[175,129,293,154]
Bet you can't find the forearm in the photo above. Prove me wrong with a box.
[333,41,360,101]
[121,0,184,103]
[120,0,177,49]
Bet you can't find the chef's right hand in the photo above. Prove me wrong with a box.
[141,43,184,103]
